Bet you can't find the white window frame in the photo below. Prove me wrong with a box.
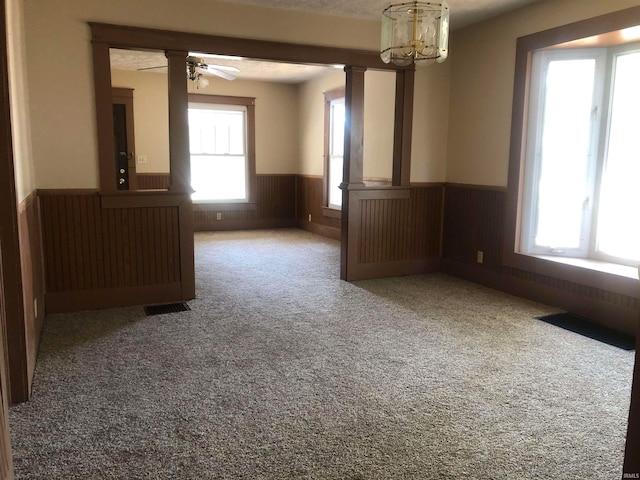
[521,42,640,267]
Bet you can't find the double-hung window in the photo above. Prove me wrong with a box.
[323,87,346,210]
[188,96,255,203]
[521,42,640,266]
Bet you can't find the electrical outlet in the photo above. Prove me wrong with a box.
[216,212,222,221]
[476,251,484,264]
[308,214,312,222]
[136,154,147,164]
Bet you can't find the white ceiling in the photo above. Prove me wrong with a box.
[216,0,542,28]
[110,0,545,83]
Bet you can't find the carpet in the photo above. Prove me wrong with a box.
[537,313,636,351]
[9,229,635,479]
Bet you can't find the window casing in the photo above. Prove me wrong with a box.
[324,87,346,211]
[187,94,256,204]
[521,42,640,266]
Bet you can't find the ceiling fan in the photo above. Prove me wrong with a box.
[137,52,240,86]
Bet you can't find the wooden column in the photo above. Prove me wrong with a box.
[166,50,191,193]
[340,66,366,281]
[392,68,414,187]
[623,318,640,477]
[92,41,116,193]
[165,50,195,299]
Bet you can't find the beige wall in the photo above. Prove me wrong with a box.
[363,70,395,180]
[297,69,398,180]
[111,69,169,174]
[411,63,450,183]
[22,0,381,189]
[6,0,35,202]
[187,77,299,174]
[297,69,344,177]
[446,0,640,187]
[111,69,299,175]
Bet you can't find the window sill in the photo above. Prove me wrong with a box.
[504,251,640,298]
[534,255,638,280]
[193,202,257,212]
[322,207,341,219]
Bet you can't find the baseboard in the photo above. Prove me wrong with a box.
[347,258,441,281]
[45,283,185,313]
[296,220,341,241]
[441,259,638,335]
[194,218,296,232]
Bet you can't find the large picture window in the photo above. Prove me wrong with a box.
[521,43,640,266]
[187,95,255,203]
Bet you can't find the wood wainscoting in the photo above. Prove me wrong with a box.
[296,175,341,240]
[17,192,45,390]
[39,190,188,313]
[441,183,640,335]
[194,174,296,231]
[344,184,443,280]
[136,173,170,190]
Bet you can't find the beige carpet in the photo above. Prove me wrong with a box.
[9,229,634,479]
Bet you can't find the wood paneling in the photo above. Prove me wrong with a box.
[344,185,443,281]
[442,184,640,334]
[39,191,182,312]
[625,330,640,476]
[136,173,170,190]
[194,174,296,231]
[17,193,45,390]
[295,175,341,234]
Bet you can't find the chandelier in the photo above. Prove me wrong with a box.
[380,1,450,66]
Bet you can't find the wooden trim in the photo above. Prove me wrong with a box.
[188,93,255,106]
[348,258,440,282]
[92,41,116,194]
[89,22,406,72]
[297,220,341,241]
[322,207,341,219]
[445,182,507,192]
[112,87,137,190]
[441,259,638,335]
[323,86,346,208]
[45,283,183,313]
[624,327,640,476]
[297,174,324,180]
[340,66,367,281]
[392,69,414,187]
[0,0,27,406]
[100,191,191,208]
[38,188,100,195]
[195,218,296,232]
[166,50,191,193]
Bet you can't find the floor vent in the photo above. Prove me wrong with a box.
[144,303,191,316]
[536,313,635,351]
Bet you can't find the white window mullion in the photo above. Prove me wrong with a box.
[521,48,604,257]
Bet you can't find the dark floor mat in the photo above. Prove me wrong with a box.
[536,313,635,351]
[144,303,191,316]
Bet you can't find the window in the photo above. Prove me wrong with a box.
[521,43,640,266]
[324,87,346,210]
[187,95,255,203]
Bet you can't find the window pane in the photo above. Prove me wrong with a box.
[191,155,246,201]
[534,59,596,249]
[188,110,203,154]
[329,155,343,208]
[331,101,345,157]
[597,51,640,261]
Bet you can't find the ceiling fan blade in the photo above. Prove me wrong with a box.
[202,67,236,81]
[137,65,167,71]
